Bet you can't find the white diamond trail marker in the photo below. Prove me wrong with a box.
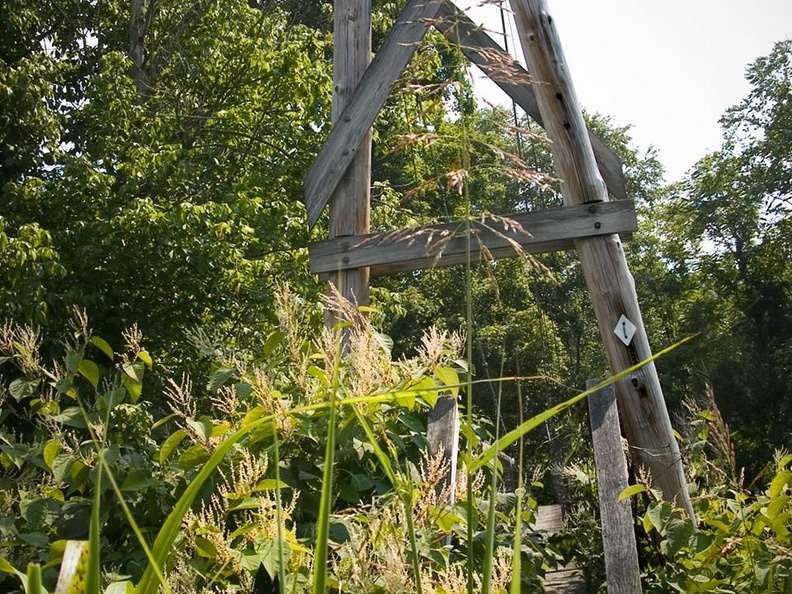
[614,315,637,346]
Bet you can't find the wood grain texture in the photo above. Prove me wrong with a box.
[435,2,626,200]
[309,201,636,275]
[531,506,586,594]
[426,395,459,505]
[304,0,444,228]
[587,380,644,594]
[328,0,372,310]
[512,0,694,519]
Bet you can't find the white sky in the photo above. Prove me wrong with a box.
[451,0,792,182]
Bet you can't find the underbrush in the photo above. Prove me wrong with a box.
[0,299,789,593]
[0,297,572,594]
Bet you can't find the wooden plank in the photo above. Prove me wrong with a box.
[587,380,643,594]
[309,201,636,276]
[304,0,444,228]
[426,394,459,505]
[327,0,372,312]
[530,505,586,594]
[434,2,626,200]
[512,0,694,520]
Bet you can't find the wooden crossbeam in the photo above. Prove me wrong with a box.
[434,2,626,200]
[309,200,636,276]
[304,0,444,228]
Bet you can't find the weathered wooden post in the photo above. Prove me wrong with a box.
[511,0,694,519]
[329,0,372,313]
[588,380,643,594]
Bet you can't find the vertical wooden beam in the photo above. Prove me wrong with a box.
[329,0,372,314]
[588,380,643,594]
[426,395,459,504]
[511,0,694,519]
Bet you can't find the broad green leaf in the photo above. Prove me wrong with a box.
[254,538,290,581]
[374,332,393,353]
[55,379,76,398]
[51,453,74,483]
[238,550,261,572]
[646,502,671,533]
[9,378,40,401]
[19,532,49,547]
[433,365,460,397]
[51,407,87,429]
[350,474,374,492]
[105,582,133,594]
[769,470,791,499]
[208,369,234,393]
[70,460,90,491]
[122,362,144,383]
[178,445,210,470]
[663,517,694,556]
[263,330,283,358]
[618,484,647,501]
[100,388,126,410]
[771,512,790,538]
[120,469,153,492]
[159,429,187,464]
[43,441,62,470]
[394,391,416,409]
[194,537,217,559]
[242,406,266,427]
[234,382,253,400]
[136,351,153,368]
[89,337,113,361]
[766,494,789,519]
[185,418,212,442]
[306,365,329,387]
[0,556,25,579]
[65,350,84,374]
[122,377,142,404]
[253,478,289,491]
[78,360,100,389]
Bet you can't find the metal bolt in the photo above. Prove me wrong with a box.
[341,242,349,251]
[594,222,602,229]
[342,256,350,265]
[588,204,597,214]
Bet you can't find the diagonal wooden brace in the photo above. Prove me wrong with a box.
[434,1,625,200]
[304,0,445,228]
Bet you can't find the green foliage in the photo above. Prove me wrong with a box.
[1,0,333,360]
[635,407,792,593]
[0,299,569,593]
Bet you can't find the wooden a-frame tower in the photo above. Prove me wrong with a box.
[303,0,695,523]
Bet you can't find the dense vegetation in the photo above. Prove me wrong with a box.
[0,0,790,592]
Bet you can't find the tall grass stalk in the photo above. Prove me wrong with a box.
[509,361,526,594]
[311,328,344,593]
[273,426,286,594]
[482,354,506,594]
